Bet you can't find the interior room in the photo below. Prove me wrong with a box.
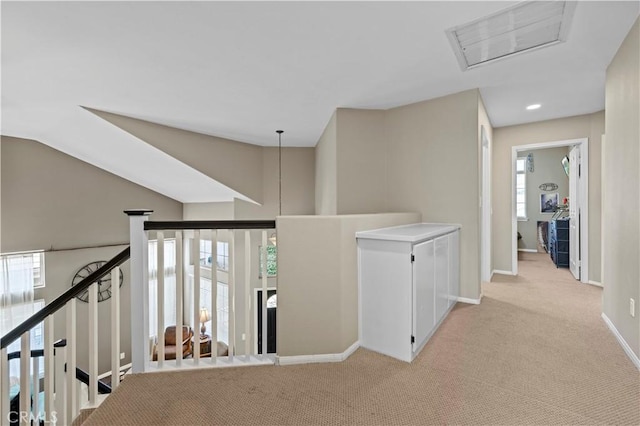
[515,142,586,281]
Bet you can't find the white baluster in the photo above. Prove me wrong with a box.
[54,345,66,426]
[75,380,83,417]
[175,231,184,367]
[157,231,165,367]
[44,316,54,424]
[125,209,152,374]
[228,231,235,361]
[88,282,98,406]
[261,231,268,359]
[210,230,218,364]
[20,332,31,425]
[32,355,39,419]
[244,230,251,360]
[1,347,9,426]
[111,266,121,390]
[193,230,201,364]
[66,298,77,419]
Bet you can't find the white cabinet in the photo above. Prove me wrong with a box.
[357,223,461,362]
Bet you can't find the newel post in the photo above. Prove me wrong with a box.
[125,209,153,373]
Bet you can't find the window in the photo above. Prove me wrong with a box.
[199,240,212,268]
[199,279,229,344]
[149,239,230,342]
[516,157,527,219]
[216,242,229,272]
[198,240,229,271]
[0,251,45,306]
[148,239,177,338]
[5,299,46,380]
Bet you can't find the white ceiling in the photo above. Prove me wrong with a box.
[2,1,638,202]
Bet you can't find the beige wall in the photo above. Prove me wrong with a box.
[386,89,482,300]
[183,202,234,220]
[315,112,337,215]
[335,109,388,214]
[516,147,570,250]
[92,109,315,220]
[277,213,421,356]
[1,136,183,253]
[235,147,315,219]
[1,136,183,373]
[313,90,483,300]
[603,18,639,359]
[90,109,265,204]
[492,111,605,281]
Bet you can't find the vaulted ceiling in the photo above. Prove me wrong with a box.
[2,1,638,202]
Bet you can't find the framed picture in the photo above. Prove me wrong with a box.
[540,192,558,213]
[259,245,277,277]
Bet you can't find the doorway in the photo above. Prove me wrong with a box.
[511,138,589,282]
[255,288,276,354]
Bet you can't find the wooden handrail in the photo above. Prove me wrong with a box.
[144,220,276,231]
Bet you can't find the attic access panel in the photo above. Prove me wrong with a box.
[446,1,576,70]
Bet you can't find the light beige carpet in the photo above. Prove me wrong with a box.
[84,252,640,425]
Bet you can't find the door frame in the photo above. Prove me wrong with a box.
[253,287,277,354]
[510,137,589,282]
[568,145,581,279]
[481,125,492,283]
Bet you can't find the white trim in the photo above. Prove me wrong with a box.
[586,280,603,288]
[492,269,515,276]
[601,134,606,291]
[481,125,492,284]
[457,295,482,305]
[276,341,360,366]
[601,313,640,370]
[511,138,589,281]
[147,355,276,372]
[518,249,538,253]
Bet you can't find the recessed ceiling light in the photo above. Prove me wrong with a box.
[446,1,577,71]
[526,104,541,110]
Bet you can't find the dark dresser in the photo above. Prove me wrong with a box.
[548,218,570,268]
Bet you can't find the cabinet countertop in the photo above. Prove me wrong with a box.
[356,222,461,243]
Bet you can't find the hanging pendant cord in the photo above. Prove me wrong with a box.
[276,130,283,216]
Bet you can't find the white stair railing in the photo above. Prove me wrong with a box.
[129,214,276,373]
[0,249,129,425]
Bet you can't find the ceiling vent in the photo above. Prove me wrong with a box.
[446,1,576,71]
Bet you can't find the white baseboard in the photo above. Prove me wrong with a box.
[276,341,359,366]
[601,313,640,370]
[492,269,514,276]
[587,280,603,288]
[457,295,482,305]
[517,249,538,253]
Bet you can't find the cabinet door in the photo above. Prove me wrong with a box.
[435,235,449,324]
[412,240,435,352]
[448,231,459,307]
